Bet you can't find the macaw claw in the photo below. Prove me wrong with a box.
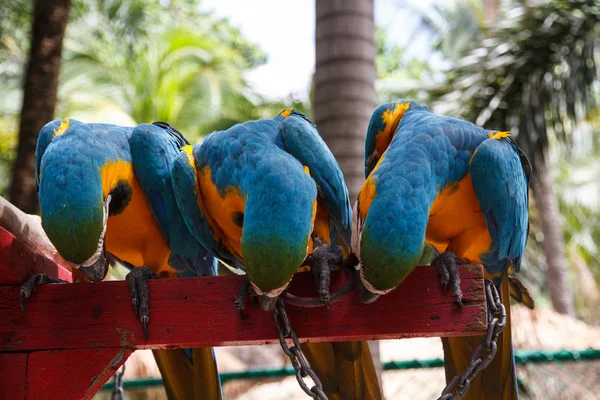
[282,259,356,308]
[235,276,255,319]
[19,274,68,314]
[126,266,158,339]
[432,251,464,307]
[306,237,343,307]
[141,315,149,341]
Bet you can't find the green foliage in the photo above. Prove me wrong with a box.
[429,1,600,168]
[0,1,30,196]
[554,132,600,320]
[1,0,313,197]
[374,25,430,103]
[0,0,302,145]
[0,0,32,114]
[400,0,487,63]
[58,0,274,139]
[0,118,17,196]
[0,0,31,59]
[375,26,405,79]
[375,1,487,103]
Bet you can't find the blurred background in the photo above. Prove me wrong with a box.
[1,0,599,398]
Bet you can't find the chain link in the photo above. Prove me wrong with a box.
[273,273,504,400]
[274,299,329,400]
[111,364,126,400]
[437,280,507,400]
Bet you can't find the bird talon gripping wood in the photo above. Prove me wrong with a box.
[234,276,256,320]
[19,273,68,314]
[126,266,158,339]
[431,251,464,307]
[280,264,357,308]
[307,237,344,307]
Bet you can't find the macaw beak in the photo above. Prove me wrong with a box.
[77,194,111,282]
[258,295,279,311]
[357,273,380,304]
[79,245,110,281]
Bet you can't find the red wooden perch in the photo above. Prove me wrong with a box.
[0,211,486,399]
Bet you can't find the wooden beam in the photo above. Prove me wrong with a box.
[0,348,130,400]
[0,228,72,284]
[0,199,488,400]
[0,196,71,270]
[0,265,485,352]
[26,348,131,400]
[0,353,27,398]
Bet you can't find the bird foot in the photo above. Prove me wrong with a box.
[432,251,464,307]
[281,265,356,308]
[235,276,258,319]
[305,237,343,307]
[20,274,69,314]
[126,266,158,340]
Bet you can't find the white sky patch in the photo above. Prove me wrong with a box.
[200,0,438,101]
[201,0,316,101]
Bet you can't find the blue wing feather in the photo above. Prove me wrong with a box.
[130,123,217,277]
[35,119,87,189]
[470,138,529,272]
[171,149,245,274]
[279,111,352,245]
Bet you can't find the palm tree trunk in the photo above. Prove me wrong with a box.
[532,151,575,316]
[314,0,381,385]
[9,0,71,213]
[314,0,377,202]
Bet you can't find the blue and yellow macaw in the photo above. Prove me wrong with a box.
[33,119,221,400]
[353,101,533,400]
[171,109,382,399]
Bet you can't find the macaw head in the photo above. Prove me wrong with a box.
[352,161,431,304]
[364,100,428,177]
[240,156,318,311]
[37,120,132,281]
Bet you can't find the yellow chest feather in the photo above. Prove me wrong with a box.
[197,166,246,259]
[425,174,491,263]
[100,160,172,275]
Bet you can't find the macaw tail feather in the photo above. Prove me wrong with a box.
[153,347,222,400]
[508,276,535,310]
[300,341,382,400]
[442,275,517,400]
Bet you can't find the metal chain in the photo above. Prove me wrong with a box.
[111,364,126,400]
[437,280,507,400]
[273,299,328,400]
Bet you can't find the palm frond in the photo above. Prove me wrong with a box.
[431,0,600,170]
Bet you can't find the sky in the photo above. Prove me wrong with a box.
[199,0,438,101]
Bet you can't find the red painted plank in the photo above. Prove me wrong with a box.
[0,353,27,398]
[84,349,132,400]
[0,228,72,284]
[0,199,72,272]
[0,265,485,352]
[26,348,131,400]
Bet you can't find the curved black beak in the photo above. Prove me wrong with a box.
[258,295,279,311]
[79,245,110,282]
[357,273,380,304]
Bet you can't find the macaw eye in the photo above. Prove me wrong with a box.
[108,180,132,216]
[232,211,244,227]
